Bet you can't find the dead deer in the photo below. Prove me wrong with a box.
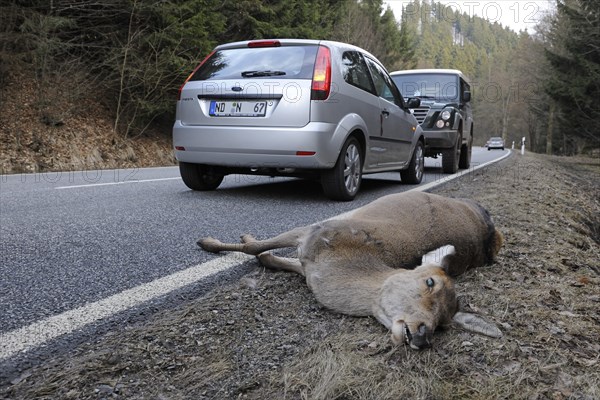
[198,191,504,349]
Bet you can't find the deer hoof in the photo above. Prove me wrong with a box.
[240,234,256,243]
[197,237,223,253]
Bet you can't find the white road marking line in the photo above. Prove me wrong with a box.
[2,150,511,360]
[0,253,254,361]
[411,149,512,193]
[55,177,180,189]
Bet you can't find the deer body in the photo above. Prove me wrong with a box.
[199,192,504,349]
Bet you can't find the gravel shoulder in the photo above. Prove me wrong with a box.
[2,152,599,400]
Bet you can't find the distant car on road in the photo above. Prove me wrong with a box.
[173,39,425,201]
[487,137,505,150]
[390,69,473,174]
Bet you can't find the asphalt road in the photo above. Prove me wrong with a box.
[0,147,509,371]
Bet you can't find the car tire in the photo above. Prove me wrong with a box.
[459,135,472,169]
[401,140,424,184]
[179,162,224,191]
[321,137,362,201]
[442,134,461,174]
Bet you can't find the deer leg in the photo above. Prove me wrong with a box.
[242,233,305,275]
[257,253,305,276]
[197,225,312,255]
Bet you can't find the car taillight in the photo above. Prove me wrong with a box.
[248,40,281,48]
[177,50,215,100]
[311,46,331,101]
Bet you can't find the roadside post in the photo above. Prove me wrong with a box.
[521,137,526,155]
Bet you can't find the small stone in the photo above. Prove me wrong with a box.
[96,384,113,395]
[240,277,258,289]
[499,322,512,330]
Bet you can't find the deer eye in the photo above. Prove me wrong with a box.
[426,278,435,288]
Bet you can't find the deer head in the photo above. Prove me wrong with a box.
[375,245,502,350]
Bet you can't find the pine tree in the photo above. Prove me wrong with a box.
[544,0,600,152]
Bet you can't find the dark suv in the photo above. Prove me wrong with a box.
[390,69,473,173]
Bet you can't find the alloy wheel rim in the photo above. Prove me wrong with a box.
[343,144,361,194]
[415,145,424,181]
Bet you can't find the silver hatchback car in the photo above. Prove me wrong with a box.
[173,39,425,200]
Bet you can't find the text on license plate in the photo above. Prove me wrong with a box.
[209,100,267,117]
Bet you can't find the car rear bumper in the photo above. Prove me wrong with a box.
[173,121,339,169]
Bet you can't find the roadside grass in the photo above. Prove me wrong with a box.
[1,153,599,400]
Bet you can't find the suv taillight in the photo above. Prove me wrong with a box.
[311,45,331,101]
[177,50,215,100]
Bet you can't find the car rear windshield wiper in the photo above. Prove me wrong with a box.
[241,70,287,77]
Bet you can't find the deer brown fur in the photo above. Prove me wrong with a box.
[198,191,504,349]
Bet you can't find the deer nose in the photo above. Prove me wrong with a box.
[410,324,433,349]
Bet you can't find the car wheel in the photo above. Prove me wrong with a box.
[322,137,362,201]
[179,162,224,191]
[401,140,424,184]
[459,136,472,169]
[442,134,461,174]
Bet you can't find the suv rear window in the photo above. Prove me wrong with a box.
[392,73,459,100]
[190,45,319,81]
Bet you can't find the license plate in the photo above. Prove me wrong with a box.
[209,100,267,117]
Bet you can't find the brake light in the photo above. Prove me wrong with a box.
[248,40,281,48]
[311,46,331,100]
[177,50,215,100]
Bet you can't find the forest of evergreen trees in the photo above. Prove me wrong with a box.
[0,0,598,154]
[399,0,599,154]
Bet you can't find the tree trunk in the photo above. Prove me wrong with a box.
[546,102,555,155]
[501,83,512,143]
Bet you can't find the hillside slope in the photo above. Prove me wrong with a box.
[0,72,175,175]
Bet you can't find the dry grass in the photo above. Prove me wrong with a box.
[1,152,599,400]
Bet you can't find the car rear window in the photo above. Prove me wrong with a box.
[190,45,319,81]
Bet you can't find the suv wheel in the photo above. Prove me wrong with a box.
[322,137,362,201]
[179,162,224,191]
[459,135,472,169]
[442,134,461,174]
[401,140,424,184]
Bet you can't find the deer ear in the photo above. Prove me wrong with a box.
[421,245,455,269]
[452,311,503,338]
[440,245,456,273]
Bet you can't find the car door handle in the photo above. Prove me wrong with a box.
[382,110,390,117]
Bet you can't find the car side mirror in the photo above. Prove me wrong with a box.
[463,91,471,102]
[406,98,421,108]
